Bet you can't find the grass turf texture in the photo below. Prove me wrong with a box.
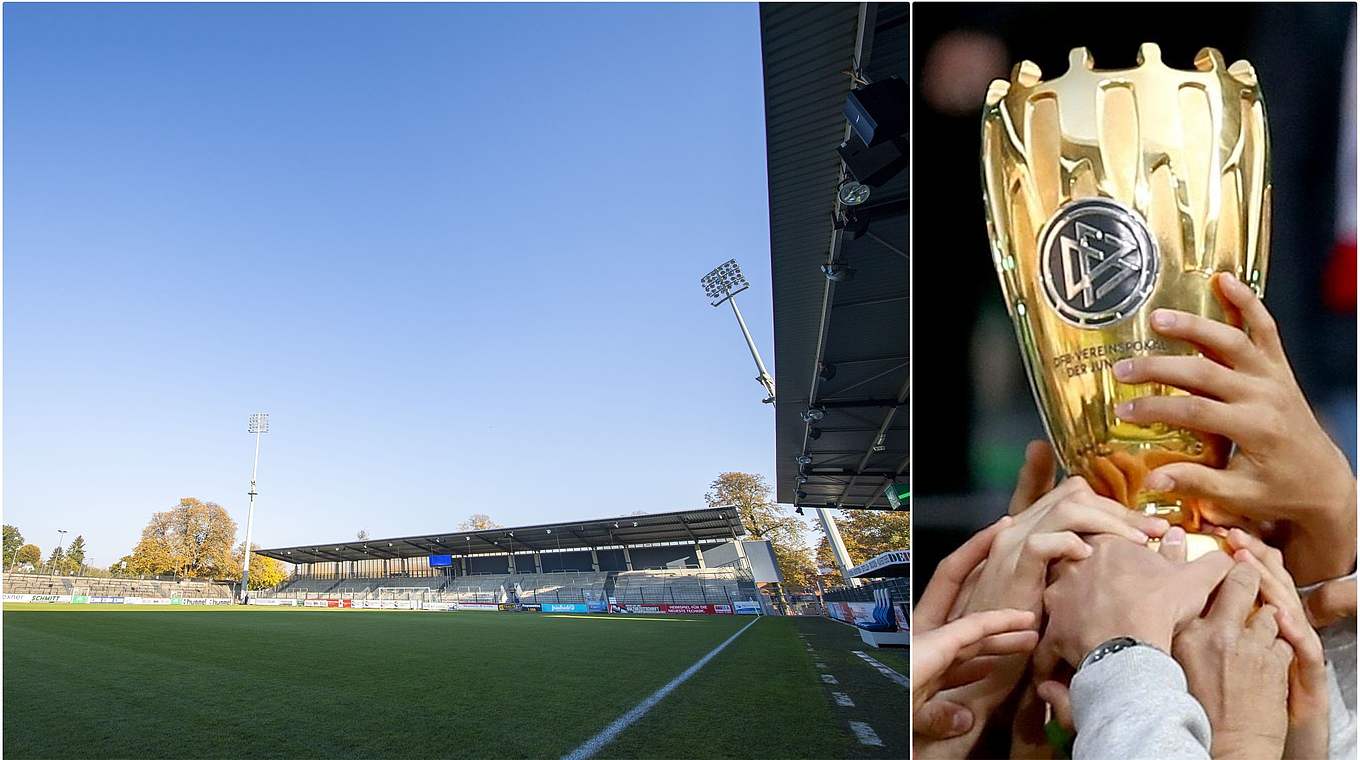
[4,605,903,759]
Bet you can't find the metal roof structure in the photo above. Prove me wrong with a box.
[255,507,746,564]
[760,3,909,511]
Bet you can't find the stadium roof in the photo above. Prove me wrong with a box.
[254,507,747,564]
[760,3,909,511]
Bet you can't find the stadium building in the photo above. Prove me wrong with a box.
[759,3,910,634]
[250,507,782,614]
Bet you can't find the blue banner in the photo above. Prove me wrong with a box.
[541,603,589,613]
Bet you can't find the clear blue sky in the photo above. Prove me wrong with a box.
[4,3,780,567]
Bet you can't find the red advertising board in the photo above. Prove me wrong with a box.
[324,599,353,608]
[609,603,734,615]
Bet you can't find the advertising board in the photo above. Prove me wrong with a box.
[608,603,733,615]
[540,603,589,614]
[827,601,908,630]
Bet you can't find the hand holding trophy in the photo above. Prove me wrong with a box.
[980,43,1271,558]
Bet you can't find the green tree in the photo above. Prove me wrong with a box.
[47,546,66,575]
[122,498,238,578]
[4,525,24,569]
[704,472,816,596]
[66,535,87,575]
[15,544,41,570]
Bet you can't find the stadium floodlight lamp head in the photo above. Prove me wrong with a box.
[248,413,269,434]
[701,259,750,307]
[837,180,871,206]
[821,262,855,282]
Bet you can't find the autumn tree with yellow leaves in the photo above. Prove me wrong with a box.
[115,498,239,579]
[231,542,288,590]
[704,472,819,594]
[814,509,909,587]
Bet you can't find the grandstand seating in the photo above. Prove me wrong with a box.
[256,568,759,607]
[442,574,512,603]
[611,569,750,605]
[273,577,341,596]
[513,571,608,604]
[3,573,231,599]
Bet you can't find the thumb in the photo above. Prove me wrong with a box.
[1158,526,1187,563]
[1010,440,1058,515]
[1036,680,1075,732]
[1175,550,1235,620]
[1145,464,1237,509]
[914,699,975,740]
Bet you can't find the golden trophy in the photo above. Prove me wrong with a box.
[980,44,1270,556]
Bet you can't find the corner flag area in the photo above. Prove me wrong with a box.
[3,605,906,759]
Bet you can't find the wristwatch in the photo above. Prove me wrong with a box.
[1078,636,1146,672]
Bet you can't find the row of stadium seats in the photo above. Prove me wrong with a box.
[3,573,232,599]
[514,571,608,603]
[612,569,751,605]
[259,568,757,606]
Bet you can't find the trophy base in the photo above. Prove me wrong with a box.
[1138,493,1226,559]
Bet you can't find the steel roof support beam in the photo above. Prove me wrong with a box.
[836,372,911,505]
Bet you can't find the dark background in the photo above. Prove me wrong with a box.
[912,2,1358,594]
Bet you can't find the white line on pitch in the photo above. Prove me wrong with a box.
[849,722,883,747]
[561,617,761,760]
[832,692,855,707]
[852,650,909,689]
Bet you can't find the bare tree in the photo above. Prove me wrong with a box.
[458,514,502,530]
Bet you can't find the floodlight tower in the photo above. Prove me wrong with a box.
[700,260,857,588]
[701,260,776,404]
[240,412,269,602]
[55,529,68,575]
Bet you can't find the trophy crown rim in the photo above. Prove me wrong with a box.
[990,44,1256,96]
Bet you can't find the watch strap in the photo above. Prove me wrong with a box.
[1078,636,1144,672]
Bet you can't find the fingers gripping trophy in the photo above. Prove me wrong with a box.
[980,43,1270,558]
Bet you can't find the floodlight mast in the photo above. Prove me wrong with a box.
[56,529,68,576]
[700,260,853,585]
[240,412,269,602]
[701,260,776,404]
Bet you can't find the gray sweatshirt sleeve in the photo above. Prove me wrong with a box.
[1070,645,1212,760]
[1321,619,1357,760]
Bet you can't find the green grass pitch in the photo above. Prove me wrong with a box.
[3,605,906,759]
